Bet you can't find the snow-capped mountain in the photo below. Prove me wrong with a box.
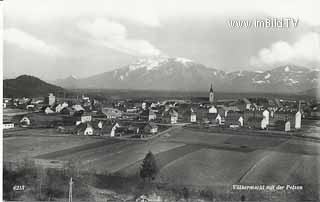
[53,57,319,93]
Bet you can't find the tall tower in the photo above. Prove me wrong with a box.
[209,83,214,103]
[48,93,56,106]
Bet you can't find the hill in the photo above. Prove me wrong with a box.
[53,57,319,94]
[4,75,64,97]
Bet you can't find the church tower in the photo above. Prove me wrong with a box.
[209,83,214,103]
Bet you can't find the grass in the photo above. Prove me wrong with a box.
[4,126,320,201]
[3,135,102,162]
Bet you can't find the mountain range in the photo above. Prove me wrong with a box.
[53,57,319,94]
[4,75,64,98]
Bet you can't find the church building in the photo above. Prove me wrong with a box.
[209,83,214,103]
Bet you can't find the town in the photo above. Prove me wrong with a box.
[3,84,320,137]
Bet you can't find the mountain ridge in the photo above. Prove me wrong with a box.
[51,57,319,93]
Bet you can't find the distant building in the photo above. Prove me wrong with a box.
[209,83,214,103]
[61,107,76,116]
[80,112,92,123]
[55,102,68,113]
[274,120,291,132]
[72,104,85,112]
[163,108,178,124]
[144,122,158,134]
[140,109,157,121]
[76,123,94,135]
[20,116,31,127]
[48,93,56,106]
[102,108,123,119]
[270,111,301,130]
[207,113,222,125]
[208,105,217,114]
[225,112,243,128]
[110,122,120,137]
[310,105,320,117]
[246,117,266,129]
[3,121,14,129]
[44,106,54,114]
[190,109,197,123]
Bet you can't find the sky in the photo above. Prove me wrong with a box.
[3,0,320,80]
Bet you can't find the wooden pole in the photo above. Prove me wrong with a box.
[68,177,73,202]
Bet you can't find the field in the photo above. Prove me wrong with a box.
[3,121,320,201]
[3,135,103,162]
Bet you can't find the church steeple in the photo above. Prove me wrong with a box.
[209,83,214,103]
[210,83,213,93]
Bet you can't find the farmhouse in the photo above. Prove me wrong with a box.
[207,113,222,125]
[20,116,31,127]
[144,122,158,134]
[72,104,85,112]
[208,105,217,114]
[44,106,54,114]
[3,121,15,130]
[190,108,197,123]
[225,112,243,128]
[140,109,157,121]
[102,107,123,119]
[246,117,266,129]
[60,107,76,116]
[310,105,320,118]
[110,122,120,137]
[55,102,68,112]
[80,112,92,123]
[76,123,94,135]
[163,108,178,124]
[270,110,301,130]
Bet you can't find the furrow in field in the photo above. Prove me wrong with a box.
[35,139,122,159]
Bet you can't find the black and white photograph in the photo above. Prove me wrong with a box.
[2,0,320,201]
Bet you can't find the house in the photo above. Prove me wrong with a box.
[72,104,85,112]
[61,107,76,116]
[144,122,158,134]
[243,98,252,110]
[262,109,270,126]
[270,111,301,130]
[274,120,291,132]
[182,108,197,123]
[102,108,123,119]
[20,116,31,127]
[80,112,92,123]
[55,102,68,113]
[26,104,35,110]
[140,109,157,121]
[225,112,243,128]
[3,121,14,129]
[246,117,266,129]
[110,122,120,137]
[76,123,94,135]
[295,111,301,129]
[207,113,222,125]
[163,108,178,124]
[190,109,197,123]
[310,105,320,117]
[44,106,54,114]
[208,105,217,114]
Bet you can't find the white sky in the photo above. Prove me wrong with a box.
[3,0,320,80]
